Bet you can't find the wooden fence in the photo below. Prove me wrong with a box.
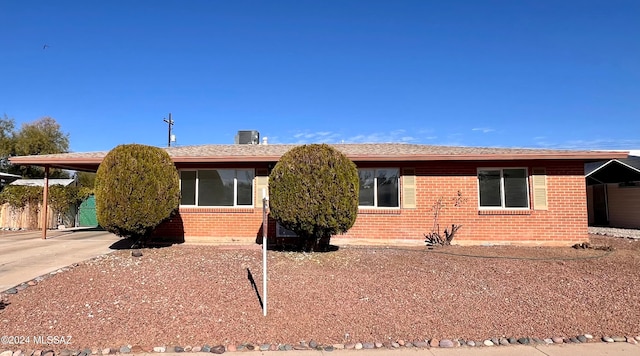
[0,203,77,230]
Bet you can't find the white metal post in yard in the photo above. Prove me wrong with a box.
[262,188,268,317]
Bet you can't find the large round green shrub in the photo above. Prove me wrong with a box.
[269,144,359,251]
[95,144,179,242]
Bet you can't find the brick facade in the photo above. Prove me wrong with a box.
[152,160,588,246]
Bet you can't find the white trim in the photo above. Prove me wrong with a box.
[477,167,530,210]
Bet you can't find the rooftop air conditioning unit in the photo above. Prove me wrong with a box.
[235,130,260,144]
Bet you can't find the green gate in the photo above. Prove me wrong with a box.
[78,195,98,227]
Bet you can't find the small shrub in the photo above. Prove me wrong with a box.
[269,144,359,251]
[424,190,467,247]
[94,144,179,244]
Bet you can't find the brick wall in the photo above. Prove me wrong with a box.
[152,160,588,246]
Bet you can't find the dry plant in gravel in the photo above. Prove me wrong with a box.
[0,235,639,350]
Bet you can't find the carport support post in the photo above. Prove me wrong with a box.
[42,166,49,240]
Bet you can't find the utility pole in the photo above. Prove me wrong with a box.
[163,113,174,147]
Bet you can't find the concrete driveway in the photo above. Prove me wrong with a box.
[0,228,121,292]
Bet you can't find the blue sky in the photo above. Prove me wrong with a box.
[1,0,639,153]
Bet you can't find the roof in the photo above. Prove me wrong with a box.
[10,178,77,187]
[0,172,22,179]
[585,155,640,185]
[9,143,629,172]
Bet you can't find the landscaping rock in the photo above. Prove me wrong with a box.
[552,337,564,344]
[119,346,130,354]
[354,342,363,350]
[344,343,355,349]
[603,337,614,343]
[362,342,374,349]
[569,337,579,343]
[577,335,587,343]
[174,346,184,352]
[635,336,640,342]
[499,338,509,346]
[324,345,334,352]
[413,341,428,348]
[153,346,165,353]
[191,347,201,352]
[429,339,438,347]
[308,340,318,349]
[627,337,638,344]
[100,348,110,355]
[584,334,593,339]
[130,346,143,353]
[518,337,529,344]
[210,345,225,354]
[391,342,399,348]
[201,345,211,352]
[332,344,344,349]
[491,337,499,345]
[543,339,553,344]
[374,342,383,348]
[439,339,454,348]
[612,336,626,342]
[1,351,14,356]
[397,339,405,346]
[259,344,270,351]
[466,340,476,347]
[483,340,494,346]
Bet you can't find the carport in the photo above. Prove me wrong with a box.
[9,152,104,239]
[585,156,640,228]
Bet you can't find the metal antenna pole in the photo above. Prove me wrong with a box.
[163,113,174,147]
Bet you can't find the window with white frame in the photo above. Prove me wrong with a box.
[358,168,399,208]
[180,169,254,207]
[478,168,529,209]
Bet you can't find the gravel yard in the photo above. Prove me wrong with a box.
[1,234,639,351]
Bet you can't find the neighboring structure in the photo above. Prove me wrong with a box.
[10,143,626,246]
[0,178,78,230]
[9,178,77,188]
[0,172,21,190]
[586,153,640,229]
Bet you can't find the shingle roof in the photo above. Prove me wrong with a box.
[9,143,628,172]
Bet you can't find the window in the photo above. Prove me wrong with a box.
[180,169,254,207]
[358,168,399,208]
[478,168,529,209]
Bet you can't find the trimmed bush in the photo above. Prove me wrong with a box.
[95,144,179,243]
[269,144,359,251]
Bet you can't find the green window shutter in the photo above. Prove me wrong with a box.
[401,167,417,209]
[254,168,269,207]
[531,167,548,210]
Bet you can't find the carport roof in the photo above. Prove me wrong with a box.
[585,155,640,185]
[9,143,629,172]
